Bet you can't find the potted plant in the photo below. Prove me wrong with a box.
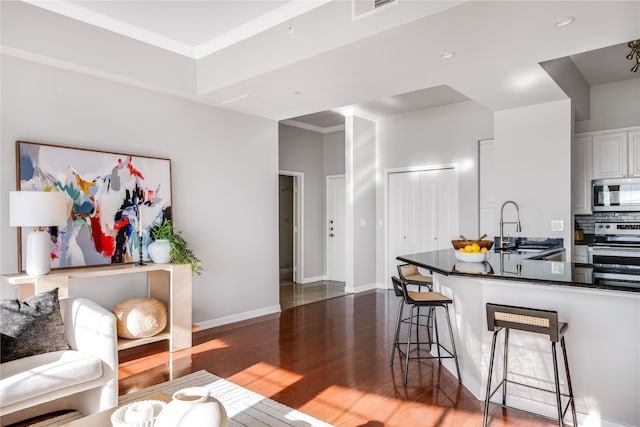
[149,219,203,275]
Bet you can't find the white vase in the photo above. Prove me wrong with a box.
[147,239,171,264]
[154,387,228,427]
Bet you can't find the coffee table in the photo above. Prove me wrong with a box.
[61,392,171,426]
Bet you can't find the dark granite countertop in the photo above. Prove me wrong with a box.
[396,249,640,294]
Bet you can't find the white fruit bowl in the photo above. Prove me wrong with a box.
[454,250,489,263]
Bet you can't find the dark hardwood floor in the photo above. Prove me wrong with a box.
[119,290,559,426]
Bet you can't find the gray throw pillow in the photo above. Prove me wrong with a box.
[1,288,70,363]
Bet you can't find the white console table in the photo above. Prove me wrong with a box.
[1,263,192,352]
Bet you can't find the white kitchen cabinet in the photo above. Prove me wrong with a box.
[591,131,627,179]
[572,244,588,264]
[590,128,640,179]
[629,130,640,177]
[572,135,592,214]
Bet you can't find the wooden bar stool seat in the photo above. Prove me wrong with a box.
[483,303,577,427]
[397,264,433,290]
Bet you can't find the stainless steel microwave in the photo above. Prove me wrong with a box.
[592,178,640,211]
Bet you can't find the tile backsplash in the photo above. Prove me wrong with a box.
[575,212,640,234]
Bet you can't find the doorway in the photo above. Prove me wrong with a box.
[278,171,303,285]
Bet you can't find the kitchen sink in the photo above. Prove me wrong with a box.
[499,247,566,260]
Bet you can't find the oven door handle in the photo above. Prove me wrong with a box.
[591,246,640,257]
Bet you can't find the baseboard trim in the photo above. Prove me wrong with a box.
[195,305,281,330]
[346,282,378,293]
[298,275,327,284]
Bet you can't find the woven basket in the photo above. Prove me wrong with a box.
[113,297,167,339]
[451,239,494,250]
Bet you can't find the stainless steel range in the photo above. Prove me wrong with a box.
[588,222,640,288]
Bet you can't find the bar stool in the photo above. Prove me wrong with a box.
[397,264,433,290]
[397,263,434,343]
[389,276,461,385]
[483,303,577,427]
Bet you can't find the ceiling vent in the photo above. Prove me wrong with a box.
[352,0,398,20]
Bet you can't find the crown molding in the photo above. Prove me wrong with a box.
[1,45,205,105]
[24,0,197,58]
[24,0,330,60]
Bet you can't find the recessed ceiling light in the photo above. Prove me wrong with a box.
[294,91,301,96]
[440,51,455,59]
[555,17,575,27]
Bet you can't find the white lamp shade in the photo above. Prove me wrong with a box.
[10,191,69,227]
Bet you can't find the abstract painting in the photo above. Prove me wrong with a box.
[16,141,172,271]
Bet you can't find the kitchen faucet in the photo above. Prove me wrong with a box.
[499,200,522,249]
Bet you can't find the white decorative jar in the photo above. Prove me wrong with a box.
[148,239,171,264]
[154,387,228,427]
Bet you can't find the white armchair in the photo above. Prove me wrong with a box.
[0,297,118,426]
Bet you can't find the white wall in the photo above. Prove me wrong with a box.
[350,116,376,291]
[375,101,494,286]
[1,55,280,327]
[323,130,345,176]
[494,100,572,245]
[575,78,640,133]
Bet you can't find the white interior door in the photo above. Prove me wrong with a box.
[419,170,437,252]
[327,176,345,282]
[388,167,458,286]
[388,171,421,281]
[434,168,459,250]
[479,139,498,239]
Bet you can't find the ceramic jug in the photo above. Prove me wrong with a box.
[147,239,171,264]
[154,387,228,427]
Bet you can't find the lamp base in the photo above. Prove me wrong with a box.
[26,230,52,276]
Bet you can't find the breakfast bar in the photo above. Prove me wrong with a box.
[396,249,640,427]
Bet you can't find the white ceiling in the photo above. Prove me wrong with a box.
[570,41,639,86]
[5,1,640,128]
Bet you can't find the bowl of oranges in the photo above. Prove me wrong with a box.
[452,237,493,262]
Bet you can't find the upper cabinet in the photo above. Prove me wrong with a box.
[573,127,640,214]
[591,129,640,179]
[628,130,640,177]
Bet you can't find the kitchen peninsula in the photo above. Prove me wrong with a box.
[396,249,640,427]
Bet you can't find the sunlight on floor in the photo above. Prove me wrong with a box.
[299,384,447,426]
[228,362,303,397]
[119,339,229,380]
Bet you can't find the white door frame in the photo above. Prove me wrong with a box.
[383,163,458,289]
[279,170,304,283]
[326,174,345,282]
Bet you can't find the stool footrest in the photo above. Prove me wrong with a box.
[487,378,576,419]
[393,342,456,361]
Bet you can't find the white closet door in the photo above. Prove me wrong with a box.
[388,168,458,286]
[419,170,438,252]
[388,171,421,279]
[435,168,459,250]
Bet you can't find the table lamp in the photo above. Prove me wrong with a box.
[9,191,69,276]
